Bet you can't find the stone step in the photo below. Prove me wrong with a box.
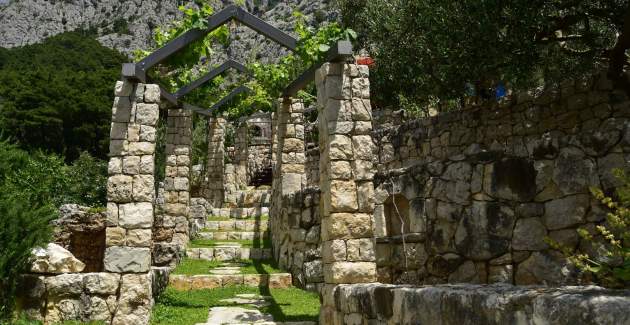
[197,231,269,241]
[223,189,272,208]
[170,273,292,290]
[205,220,269,232]
[187,247,272,261]
[211,207,270,219]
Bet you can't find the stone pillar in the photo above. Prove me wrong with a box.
[105,81,160,325]
[270,98,306,263]
[234,123,249,189]
[315,63,377,322]
[153,108,192,266]
[205,117,226,207]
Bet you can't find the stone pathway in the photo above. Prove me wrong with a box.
[195,294,315,325]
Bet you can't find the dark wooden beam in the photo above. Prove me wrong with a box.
[175,60,251,99]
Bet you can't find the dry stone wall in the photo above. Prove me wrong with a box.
[270,98,325,291]
[371,72,630,286]
[326,283,630,325]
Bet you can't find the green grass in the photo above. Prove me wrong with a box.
[188,238,272,249]
[206,214,269,222]
[150,286,320,325]
[6,317,105,325]
[172,258,284,275]
[172,258,223,275]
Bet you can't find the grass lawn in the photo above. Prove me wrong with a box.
[206,214,269,222]
[188,238,272,249]
[173,258,284,275]
[150,286,320,325]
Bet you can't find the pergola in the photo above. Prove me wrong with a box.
[121,5,353,116]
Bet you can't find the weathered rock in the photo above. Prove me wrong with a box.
[512,218,548,251]
[515,251,572,285]
[543,194,590,230]
[454,202,515,260]
[31,243,85,274]
[104,246,151,273]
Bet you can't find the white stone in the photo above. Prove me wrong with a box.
[119,202,153,229]
[104,246,151,273]
[30,243,85,274]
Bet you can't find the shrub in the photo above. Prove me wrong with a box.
[0,192,55,320]
[550,169,630,288]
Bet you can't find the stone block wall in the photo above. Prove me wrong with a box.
[203,117,226,207]
[314,62,378,322]
[371,72,630,285]
[153,108,192,267]
[326,283,630,325]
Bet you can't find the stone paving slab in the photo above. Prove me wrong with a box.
[186,248,272,261]
[198,231,270,241]
[205,220,269,232]
[204,306,274,324]
[169,273,292,290]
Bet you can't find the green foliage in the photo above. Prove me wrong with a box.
[336,0,629,111]
[0,31,126,161]
[549,169,630,288]
[0,141,56,320]
[138,2,355,121]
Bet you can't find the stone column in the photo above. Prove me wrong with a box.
[153,108,192,266]
[205,117,226,207]
[270,98,306,264]
[234,123,249,189]
[105,81,160,325]
[316,63,377,322]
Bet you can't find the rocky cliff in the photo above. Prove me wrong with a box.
[0,0,334,59]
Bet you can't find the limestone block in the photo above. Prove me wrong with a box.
[139,155,154,174]
[144,84,161,103]
[119,202,153,229]
[115,80,133,97]
[329,180,358,212]
[323,262,376,284]
[454,201,515,260]
[543,194,590,230]
[139,125,156,142]
[176,154,190,166]
[173,177,189,191]
[514,251,568,285]
[322,213,373,240]
[191,275,221,289]
[269,273,293,288]
[325,75,352,100]
[488,264,513,283]
[112,273,152,325]
[512,217,548,251]
[328,135,353,159]
[107,175,133,202]
[127,229,152,247]
[356,181,375,213]
[106,203,118,226]
[352,135,374,160]
[351,98,372,121]
[352,77,370,99]
[132,175,154,201]
[322,240,347,262]
[123,156,140,175]
[169,275,192,291]
[346,238,375,262]
[110,122,128,140]
[352,159,374,181]
[106,227,126,246]
[104,246,151,273]
[112,97,132,123]
[109,140,128,156]
[127,124,140,142]
[108,157,122,175]
[129,142,156,155]
[330,161,352,179]
[30,243,85,274]
[46,274,84,297]
[84,273,120,295]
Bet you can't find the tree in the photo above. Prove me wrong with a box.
[336,0,630,112]
[0,31,127,161]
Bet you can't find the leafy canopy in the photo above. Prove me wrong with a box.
[336,0,630,112]
[136,2,356,121]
